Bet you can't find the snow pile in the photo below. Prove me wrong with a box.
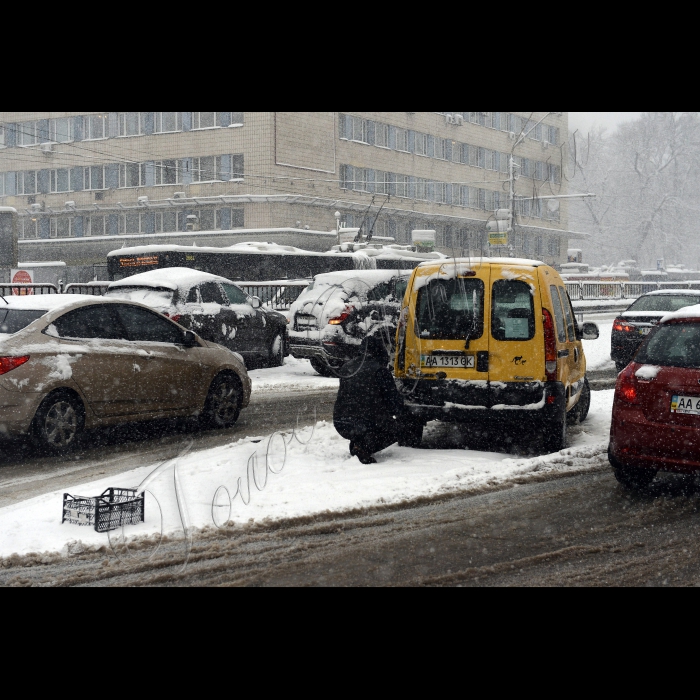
[248,357,338,393]
[635,365,661,380]
[0,391,614,559]
[661,303,700,323]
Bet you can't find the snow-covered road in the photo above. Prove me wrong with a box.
[0,390,614,560]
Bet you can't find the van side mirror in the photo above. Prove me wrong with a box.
[182,330,199,347]
[251,296,262,309]
[581,322,599,341]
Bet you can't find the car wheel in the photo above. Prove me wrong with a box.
[32,390,84,453]
[567,378,591,425]
[310,357,337,377]
[542,414,567,453]
[202,373,242,429]
[613,463,657,490]
[268,333,285,368]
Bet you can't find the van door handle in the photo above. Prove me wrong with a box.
[477,351,489,373]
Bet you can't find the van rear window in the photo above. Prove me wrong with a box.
[417,279,484,340]
[492,280,535,341]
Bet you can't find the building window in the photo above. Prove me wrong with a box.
[50,217,74,238]
[18,121,38,146]
[193,112,216,129]
[395,128,409,152]
[49,118,73,143]
[119,211,146,235]
[16,171,37,195]
[87,215,107,236]
[85,113,108,140]
[119,163,147,188]
[375,171,390,195]
[395,174,408,198]
[20,218,38,239]
[347,115,369,144]
[354,167,368,191]
[84,165,105,190]
[231,154,244,180]
[192,156,222,182]
[118,112,143,137]
[50,169,71,193]
[375,123,389,148]
[535,235,543,257]
[154,211,178,233]
[0,124,5,148]
[415,178,428,200]
[155,112,181,133]
[415,133,428,156]
[155,160,180,185]
[435,182,447,204]
[435,137,447,160]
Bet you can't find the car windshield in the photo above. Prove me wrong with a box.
[636,323,700,369]
[628,295,700,312]
[417,279,484,340]
[0,309,47,335]
[104,287,174,306]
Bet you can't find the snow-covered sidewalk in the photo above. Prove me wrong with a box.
[248,357,338,393]
[0,391,614,560]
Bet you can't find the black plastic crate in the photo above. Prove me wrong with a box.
[62,488,145,533]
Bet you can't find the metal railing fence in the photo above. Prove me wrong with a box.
[239,283,309,311]
[565,280,700,301]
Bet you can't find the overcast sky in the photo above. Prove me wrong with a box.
[569,112,642,134]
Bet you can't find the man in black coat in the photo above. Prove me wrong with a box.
[333,333,418,464]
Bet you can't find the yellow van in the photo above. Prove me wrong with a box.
[394,258,599,452]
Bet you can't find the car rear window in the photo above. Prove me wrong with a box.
[636,323,700,368]
[629,295,700,312]
[0,309,47,335]
[104,287,174,306]
[417,279,484,340]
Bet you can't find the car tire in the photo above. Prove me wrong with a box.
[542,414,567,453]
[268,333,285,368]
[310,357,337,377]
[612,463,657,490]
[398,419,424,448]
[32,390,84,453]
[567,377,591,425]
[201,373,242,430]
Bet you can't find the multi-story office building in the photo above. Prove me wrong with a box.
[0,112,579,267]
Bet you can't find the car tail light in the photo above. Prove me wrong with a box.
[616,364,640,404]
[542,309,557,381]
[163,312,182,323]
[329,312,352,326]
[613,318,635,332]
[0,356,30,376]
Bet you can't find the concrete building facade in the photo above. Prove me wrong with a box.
[0,112,579,268]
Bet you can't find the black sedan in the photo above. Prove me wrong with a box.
[611,290,700,371]
[105,268,289,367]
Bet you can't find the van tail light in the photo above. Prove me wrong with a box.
[616,364,640,405]
[0,356,30,376]
[542,309,557,381]
[613,318,635,332]
[329,312,351,326]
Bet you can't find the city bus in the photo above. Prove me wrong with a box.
[107,241,444,282]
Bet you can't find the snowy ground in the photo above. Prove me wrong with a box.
[248,356,338,393]
[0,390,614,560]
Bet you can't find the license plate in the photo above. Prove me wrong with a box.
[296,316,317,329]
[639,327,651,336]
[671,395,700,415]
[421,354,475,369]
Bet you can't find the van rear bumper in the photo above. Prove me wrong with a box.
[398,379,566,425]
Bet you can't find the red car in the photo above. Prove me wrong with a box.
[609,308,700,489]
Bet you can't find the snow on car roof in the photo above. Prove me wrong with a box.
[0,294,100,312]
[640,289,700,296]
[310,269,412,286]
[661,304,700,323]
[417,257,545,268]
[108,267,234,292]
